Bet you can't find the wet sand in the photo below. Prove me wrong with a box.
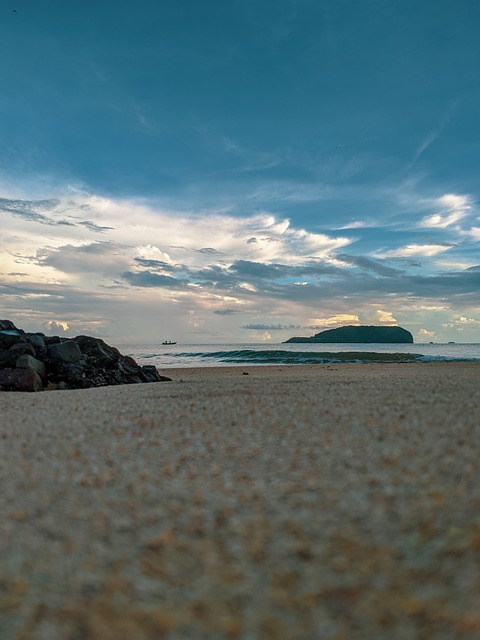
[1,363,479,639]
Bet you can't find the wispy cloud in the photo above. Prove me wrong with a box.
[375,244,453,259]
[419,194,471,229]
[241,323,301,331]
[406,100,458,171]
[336,220,370,229]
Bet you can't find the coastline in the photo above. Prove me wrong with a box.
[156,359,480,380]
[1,362,479,638]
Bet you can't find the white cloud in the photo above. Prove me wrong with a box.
[466,226,480,240]
[417,304,450,311]
[435,259,477,270]
[418,328,436,339]
[454,315,480,325]
[0,191,354,281]
[239,282,257,292]
[48,320,70,333]
[419,193,471,229]
[1,188,479,343]
[376,309,397,324]
[310,314,360,328]
[375,244,453,259]
[137,244,174,264]
[337,220,369,229]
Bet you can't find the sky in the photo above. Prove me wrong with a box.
[1,0,480,344]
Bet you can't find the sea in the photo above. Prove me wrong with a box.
[121,342,480,369]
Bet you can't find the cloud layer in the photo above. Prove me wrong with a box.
[1,189,479,343]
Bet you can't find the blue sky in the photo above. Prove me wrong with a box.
[1,0,479,343]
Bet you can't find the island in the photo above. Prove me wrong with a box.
[284,325,414,344]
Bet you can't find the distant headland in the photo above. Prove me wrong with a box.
[284,325,414,344]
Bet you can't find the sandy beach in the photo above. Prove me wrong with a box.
[1,362,479,639]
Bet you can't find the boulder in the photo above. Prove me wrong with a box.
[0,367,44,392]
[26,333,47,358]
[9,342,36,357]
[47,340,83,364]
[0,349,16,368]
[16,354,46,383]
[0,330,26,350]
[74,335,118,369]
[0,320,18,331]
[141,365,164,382]
[0,368,13,388]
[0,319,171,392]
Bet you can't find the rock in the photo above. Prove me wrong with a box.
[9,342,36,357]
[0,367,44,392]
[0,319,172,392]
[0,330,26,350]
[0,368,14,388]
[16,354,46,383]
[26,333,47,358]
[0,349,16,368]
[141,365,171,382]
[74,335,118,369]
[47,340,83,364]
[285,325,414,344]
[0,320,18,331]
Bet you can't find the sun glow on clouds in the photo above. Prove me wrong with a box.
[137,245,174,264]
[0,191,355,337]
[49,321,70,332]
[376,309,397,324]
[81,196,351,266]
[310,314,360,328]
[1,189,479,341]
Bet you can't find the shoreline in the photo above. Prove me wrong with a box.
[1,362,479,638]
[155,359,480,380]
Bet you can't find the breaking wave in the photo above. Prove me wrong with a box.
[167,349,445,365]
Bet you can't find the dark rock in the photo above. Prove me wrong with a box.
[0,319,171,392]
[2,368,44,392]
[0,349,16,368]
[47,340,83,364]
[0,320,19,331]
[285,325,414,344]
[0,330,26,350]
[9,342,36,357]
[26,333,47,358]
[141,365,172,382]
[0,368,14,388]
[16,354,46,383]
[74,335,118,368]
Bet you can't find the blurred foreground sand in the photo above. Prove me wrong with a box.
[1,363,479,639]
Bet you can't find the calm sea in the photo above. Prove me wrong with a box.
[121,342,480,368]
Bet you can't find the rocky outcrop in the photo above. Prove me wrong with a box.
[284,325,414,344]
[0,320,171,392]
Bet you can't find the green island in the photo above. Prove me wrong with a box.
[284,325,414,343]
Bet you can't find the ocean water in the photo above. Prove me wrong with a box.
[121,342,480,368]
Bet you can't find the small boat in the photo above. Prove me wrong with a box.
[162,340,177,345]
